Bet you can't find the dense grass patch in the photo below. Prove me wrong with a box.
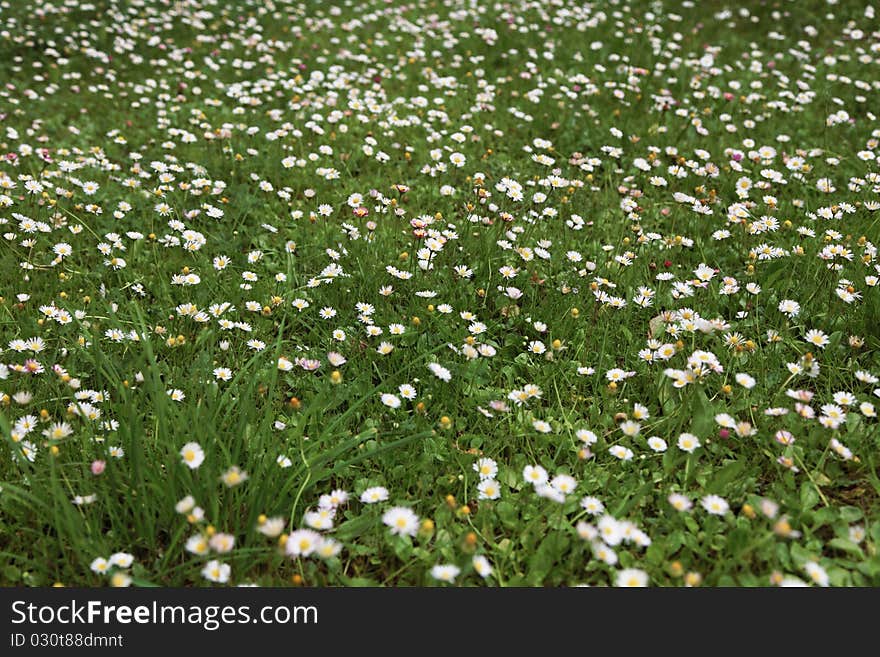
[0,0,878,587]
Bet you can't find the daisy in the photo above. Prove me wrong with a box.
[609,445,634,461]
[593,542,618,566]
[580,496,605,515]
[380,393,401,409]
[180,442,205,469]
[175,496,196,514]
[42,422,73,440]
[615,568,649,587]
[382,507,419,537]
[647,436,667,452]
[316,538,342,559]
[110,572,132,588]
[286,530,322,558]
[759,499,780,519]
[677,433,701,453]
[257,517,286,538]
[804,329,829,348]
[576,429,598,445]
[473,457,498,479]
[473,555,493,578]
[304,508,335,531]
[532,419,552,433]
[220,466,247,487]
[213,367,232,381]
[668,493,692,512]
[701,495,730,516]
[431,564,461,584]
[201,560,231,584]
[597,516,623,546]
[427,362,452,381]
[360,486,389,504]
[523,464,548,486]
[849,525,866,544]
[209,533,235,553]
[619,420,641,437]
[322,489,350,508]
[550,474,577,495]
[477,479,501,500]
[167,389,185,402]
[803,562,829,587]
[90,557,110,575]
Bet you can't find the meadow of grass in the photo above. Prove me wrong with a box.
[0,0,878,587]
